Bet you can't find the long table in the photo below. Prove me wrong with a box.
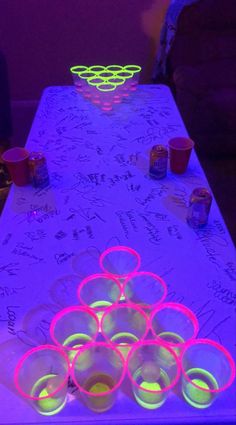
[0,85,235,425]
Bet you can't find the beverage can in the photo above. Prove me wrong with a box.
[149,145,168,179]
[187,187,212,228]
[29,152,50,188]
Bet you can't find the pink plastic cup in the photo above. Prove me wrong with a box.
[71,342,126,412]
[123,271,167,311]
[99,245,141,279]
[49,306,99,363]
[1,147,30,186]
[127,340,181,409]
[77,273,122,322]
[101,303,149,358]
[168,137,194,174]
[150,302,199,355]
[14,345,70,416]
[181,338,236,408]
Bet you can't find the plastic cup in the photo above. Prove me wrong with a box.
[124,65,141,91]
[123,271,167,311]
[115,70,133,97]
[101,303,149,358]
[87,76,106,105]
[96,82,117,111]
[71,342,126,412]
[70,65,89,92]
[168,137,194,174]
[127,340,181,409]
[150,302,199,355]
[14,345,70,416]
[181,339,236,409]
[1,147,30,186]
[106,76,126,104]
[49,306,99,363]
[99,245,141,279]
[77,273,122,322]
[78,71,97,98]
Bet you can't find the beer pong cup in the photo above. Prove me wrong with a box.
[87,76,106,105]
[78,70,97,97]
[181,339,236,409]
[115,70,133,97]
[77,273,122,321]
[71,342,126,412]
[14,345,70,416]
[168,137,194,174]
[96,82,116,111]
[49,306,99,363]
[70,65,88,92]
[99,245,141,279]
[101,303,149,358]
[124,65,141,91]
[106,76,126,104]
[150,303,199,355]
[1,147,30,186]
[123,271,167,310]
[127,340,181,409]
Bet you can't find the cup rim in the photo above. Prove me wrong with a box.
[150,302,199,347]
[168,137,194,151]
[180,338,236,393]
[88,65,106,73]
[2,147,29,163]
[70,65,88,74]
[123,271,167,309]
[124,65,141,73]
[126,340,181,394]
[49,305,100,350]
[100,302,149,345]
[77,273,122,310]
[14,344,70,400]
[71,341,126,396]
[99,245,141,278]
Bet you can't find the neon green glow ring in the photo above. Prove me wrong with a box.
[96,83,117,92]
[78,71,97,79]
[87,76,107,86]
[106,65,124,72]
[70,65,88,74]
[97,71,115,78]
[115,70,134,79]
[124,65,141,74]
[106,77,125,86]
[89,65,106,72]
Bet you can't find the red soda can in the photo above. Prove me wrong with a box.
[149,145,168,179]
[29,152,49,188]
[187,187,212,228]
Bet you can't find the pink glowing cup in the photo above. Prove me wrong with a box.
[14,345,70,416]
[123,271,167,310]
[99,245,141,279]
[150,302,199,354]
[127,340,181,409]
[181,338,236,408]
[168,137,194,174]
[49,306,99,363]
[77,273,122,322]
[1,147,30,186]
[101,303,149,358]
[71,342,126,412]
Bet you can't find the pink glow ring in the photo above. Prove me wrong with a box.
[150,302,199,347]
[14,345,70,400]
[180,338,236,393]
[77,273,122,311]
[123,271,167,309]
[99,245,141,278]
[50,305,100,350]
[100,302,150,346]
[71,342,126,396]
[126,340,181,394]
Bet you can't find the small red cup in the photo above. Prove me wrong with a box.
[168,137,194,174]
[1,147,30,186]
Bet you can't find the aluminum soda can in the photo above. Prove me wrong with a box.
[149,145,168,179]
[29,152,50,188]
[187,187,212,228]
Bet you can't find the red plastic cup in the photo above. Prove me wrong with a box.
[1,147,30,186]
[168,137,194,174]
